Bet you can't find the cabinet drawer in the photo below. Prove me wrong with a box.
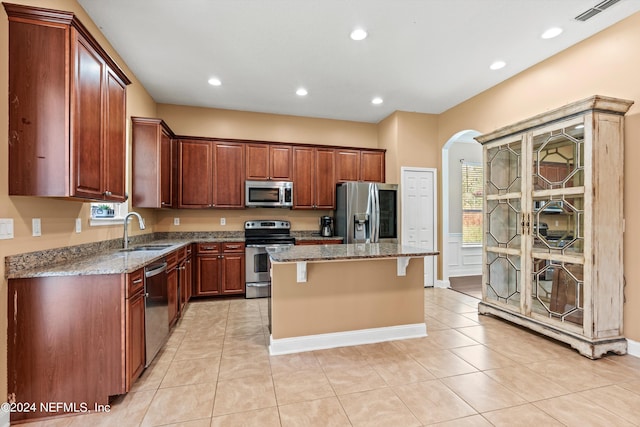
[222,242,245,253]
[127,268,145,297]
[166,251,178,270]
[197,243,220,254]
[176,246,187,261]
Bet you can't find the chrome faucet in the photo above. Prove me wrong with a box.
[123,212,146,249]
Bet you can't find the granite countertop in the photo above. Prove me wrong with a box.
[5,231,347,279]
[268,243,439,262]
[6,233,245,279]
[7,240,191,278]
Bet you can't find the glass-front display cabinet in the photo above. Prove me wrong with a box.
[477,95,633,359]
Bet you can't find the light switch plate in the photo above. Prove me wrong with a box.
[75,218,82,233]
[0,218,14,239]
[32,218,41,237]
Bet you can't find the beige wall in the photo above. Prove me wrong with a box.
[271,258,424,339]
[157,104,378,148]
[438,12,640,342]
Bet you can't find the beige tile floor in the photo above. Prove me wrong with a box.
[25,288,640,426]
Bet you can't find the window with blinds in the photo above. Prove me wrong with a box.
[462,162,483,245]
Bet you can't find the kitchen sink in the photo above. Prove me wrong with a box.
[118,244,174,252]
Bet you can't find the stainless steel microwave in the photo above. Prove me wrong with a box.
[245,180,293,208]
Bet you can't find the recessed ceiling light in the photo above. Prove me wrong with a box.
[541,27,563,39]
[371,97,383,105]
[207,77,221,86]
[489,61,506,70]
[350,28,368,41]
[296,88,308,96]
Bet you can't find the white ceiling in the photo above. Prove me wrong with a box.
[78,0,640,123]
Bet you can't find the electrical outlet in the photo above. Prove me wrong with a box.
[555,220,559,227]
[75,218,82,233]
[220,217,226,226]
[0,218,14,239]
[32,218,41,237]
[174,217,180,226]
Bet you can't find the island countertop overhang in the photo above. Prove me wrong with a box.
[267,242,439,263]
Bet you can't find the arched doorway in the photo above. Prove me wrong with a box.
[440,130,482,288]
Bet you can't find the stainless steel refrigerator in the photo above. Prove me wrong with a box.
[334,182,398,243]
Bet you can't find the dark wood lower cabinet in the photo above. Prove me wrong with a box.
[179,246,193,313]
[125,268,145,391]
[8,275,125,422]
[194,242,245,297]
[167,264,179,327]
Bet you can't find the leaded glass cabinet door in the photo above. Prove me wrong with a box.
[483,135,529,314]
[529,117,586,333]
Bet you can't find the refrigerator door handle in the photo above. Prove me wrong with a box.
[371,184,379,242]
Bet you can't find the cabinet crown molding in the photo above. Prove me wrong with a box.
[475,95,634,144]
[3,2,131,85]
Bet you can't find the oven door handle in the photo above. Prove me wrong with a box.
[246,282,270,288]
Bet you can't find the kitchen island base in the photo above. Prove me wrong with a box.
[269,257,426,355]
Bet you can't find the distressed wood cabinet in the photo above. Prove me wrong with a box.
[5,4,130,201]
[477,95,633,358]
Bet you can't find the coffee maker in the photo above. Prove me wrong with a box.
[320,216,333,237]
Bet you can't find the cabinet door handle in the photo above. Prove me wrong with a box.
[104,191,112,197]
[132,278,143,284]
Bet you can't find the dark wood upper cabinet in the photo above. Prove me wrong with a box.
[246,143,292,180]
[178,140,213,208]
[315,148,337,207]
[131,117,176,208]
[335,149,361,182]
[293,147,335,209]
[5,4,130,201]
[360,150,385,183]
[178,139,244,208]
[336,149,385,183]
[213,142,245,207]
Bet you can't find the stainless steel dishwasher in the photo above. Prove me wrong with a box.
[144,260,169,367]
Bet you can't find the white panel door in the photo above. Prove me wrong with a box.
[401,167,437,286]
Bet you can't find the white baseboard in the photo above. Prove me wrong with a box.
[269,323,427,355]
[0,410,8,427]
[435,279,450,289]
[627,338,640,358]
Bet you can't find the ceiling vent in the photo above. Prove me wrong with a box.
[575,0,622,21]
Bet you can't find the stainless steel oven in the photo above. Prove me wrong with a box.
[244,220,295,299]
[245,244,293,298]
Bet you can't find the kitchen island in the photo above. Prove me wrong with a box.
[267,243,439,355]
